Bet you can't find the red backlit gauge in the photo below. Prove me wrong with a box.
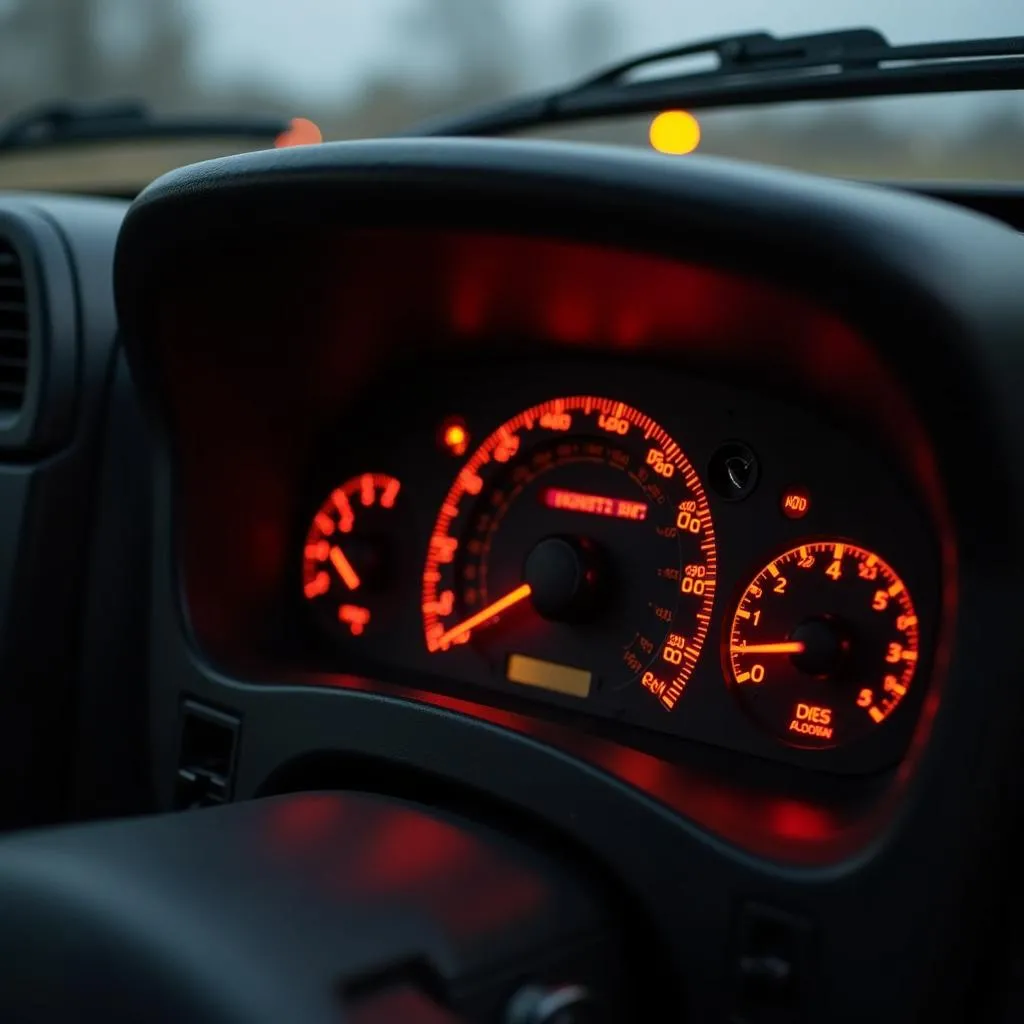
[422,396,717,710]
[727,541,920,748]
[302,473,402,640]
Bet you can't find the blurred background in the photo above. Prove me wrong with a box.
[1,0,1024,186]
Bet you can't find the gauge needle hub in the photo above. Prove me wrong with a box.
[329,545,361,591]
[731,641,806,655]
[437,583,532,647]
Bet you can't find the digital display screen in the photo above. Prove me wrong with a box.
[541,487,648,522]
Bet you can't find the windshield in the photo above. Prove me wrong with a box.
[1,1,1024,187]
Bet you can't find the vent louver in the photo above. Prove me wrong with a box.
[0,238,28,414]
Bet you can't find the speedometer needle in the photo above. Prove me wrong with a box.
[437,583,532,647]
[329,545,361,591]
[731,641,806,655]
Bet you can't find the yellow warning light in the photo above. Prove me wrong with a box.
[649,110,701,155]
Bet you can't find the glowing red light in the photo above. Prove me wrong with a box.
[542,487,648,522]
[439,417,469,457]
[781,487,811,520]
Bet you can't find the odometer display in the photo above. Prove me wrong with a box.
[422,396,716,711]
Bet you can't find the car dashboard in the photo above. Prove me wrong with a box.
[1,140,1024,1021]
[290,330,936,778]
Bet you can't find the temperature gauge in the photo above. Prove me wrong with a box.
[727,541,920,748]
[302,473,402,640]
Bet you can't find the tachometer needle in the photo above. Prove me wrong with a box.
[437,583,532,647]
[731,641,806,655]
[329,545,361,591]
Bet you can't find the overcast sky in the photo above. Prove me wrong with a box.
[193,0,1024,101]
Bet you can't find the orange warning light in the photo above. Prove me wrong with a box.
[274,117,323,148]
[649,110,701,155]
[781,487,810,519]
[440,417,470,457]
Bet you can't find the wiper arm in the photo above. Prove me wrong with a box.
[0,99,291,151]
[405,28,1024,137]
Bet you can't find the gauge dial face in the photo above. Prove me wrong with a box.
[422,396,716,710]
[727,541,920,748]
[302,473,402,640]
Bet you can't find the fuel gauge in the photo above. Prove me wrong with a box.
[302,473,403,641]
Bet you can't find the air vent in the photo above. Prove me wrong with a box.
[0,238,28,414]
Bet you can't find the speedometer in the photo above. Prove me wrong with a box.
[422,396,716,710]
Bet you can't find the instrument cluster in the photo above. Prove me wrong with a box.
[298,359,938,773]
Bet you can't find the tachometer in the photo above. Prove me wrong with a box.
[422,397,716,710]
[727,541,920,748]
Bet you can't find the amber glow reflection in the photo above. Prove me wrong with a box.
[300,671,854,864]
[265,793,546,944]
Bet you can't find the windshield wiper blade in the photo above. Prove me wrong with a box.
[0,100,290,151]
[405,28,1024,137]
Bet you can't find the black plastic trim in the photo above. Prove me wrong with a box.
[0,194,126,826]
[0,204,78,450]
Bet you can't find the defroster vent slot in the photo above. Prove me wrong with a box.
[0,238,28,414]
